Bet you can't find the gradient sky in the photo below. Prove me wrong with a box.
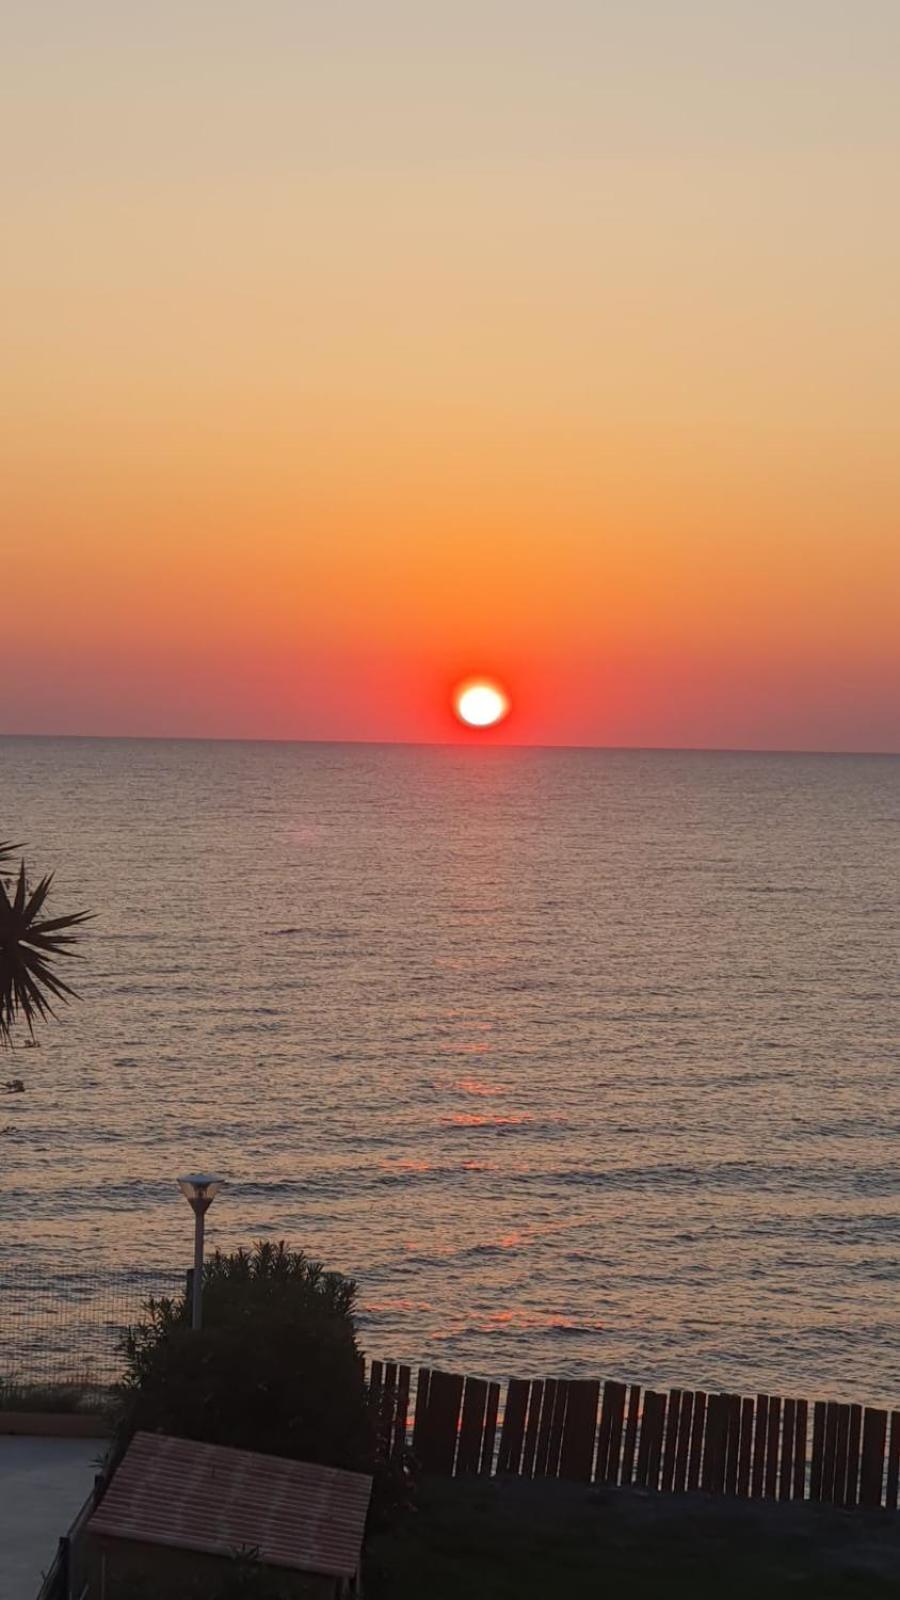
[3,3,899,750]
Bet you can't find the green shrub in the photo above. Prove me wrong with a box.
[117,1240,373,1474]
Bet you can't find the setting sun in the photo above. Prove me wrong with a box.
[454,679,511,729]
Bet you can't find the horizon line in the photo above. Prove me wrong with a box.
[1,730,898,759]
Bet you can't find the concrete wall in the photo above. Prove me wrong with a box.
[0,1410,110,1438]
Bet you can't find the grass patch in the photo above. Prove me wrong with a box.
[365,1476,900,1599]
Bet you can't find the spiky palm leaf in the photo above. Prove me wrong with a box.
[0,845,91,1041]
[0,843,23,876]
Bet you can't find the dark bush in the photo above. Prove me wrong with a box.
[117,1240,373,1474]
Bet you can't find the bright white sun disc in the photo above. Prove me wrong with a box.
[455,681,510,728]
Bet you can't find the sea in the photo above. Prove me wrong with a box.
[1,736,898,1405]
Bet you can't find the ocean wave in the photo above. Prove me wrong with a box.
[4,737,898,1402]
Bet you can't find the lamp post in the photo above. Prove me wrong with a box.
[177,1174,225,1330]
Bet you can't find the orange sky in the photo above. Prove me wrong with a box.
[3,4,899,750]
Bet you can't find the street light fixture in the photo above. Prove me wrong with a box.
[177,1174,226,1330]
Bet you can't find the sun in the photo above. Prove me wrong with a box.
[453,678,511,729]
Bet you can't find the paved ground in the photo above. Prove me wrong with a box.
[0,1436,103,1600]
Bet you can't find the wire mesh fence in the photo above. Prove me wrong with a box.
[0,1265,186,1397]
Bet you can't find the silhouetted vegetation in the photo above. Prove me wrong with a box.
[0,1378,111,1413]
[0,840,90,1043]
[114,1236,417,1536]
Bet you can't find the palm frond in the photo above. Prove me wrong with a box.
[0,856,91,1042]
[0,844,24,882]
[21,872,53,925]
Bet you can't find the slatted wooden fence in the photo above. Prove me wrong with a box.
[367,1360,900,1511]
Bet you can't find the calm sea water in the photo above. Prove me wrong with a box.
[1,737,898,1403]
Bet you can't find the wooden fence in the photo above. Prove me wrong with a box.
[367,1361,900,1511]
